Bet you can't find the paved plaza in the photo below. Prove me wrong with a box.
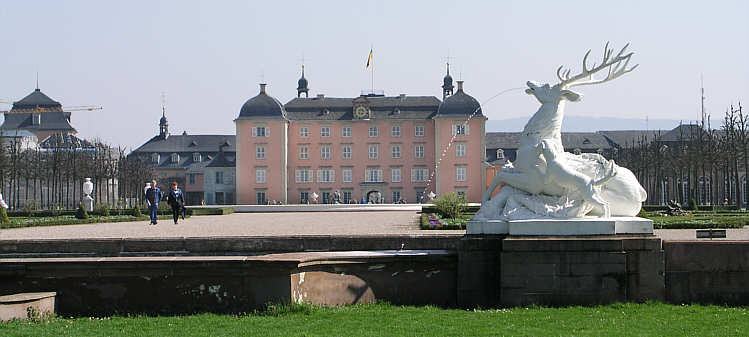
[0,212,747,241]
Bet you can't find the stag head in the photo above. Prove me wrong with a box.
[526,42,638,103]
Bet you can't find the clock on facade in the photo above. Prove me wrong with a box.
[354,105,369,119]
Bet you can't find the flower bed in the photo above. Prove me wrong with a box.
[419,213,470,230]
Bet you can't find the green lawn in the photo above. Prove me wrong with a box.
[640,211,749,229]
[1,302,747,337]
[0,214,187,229]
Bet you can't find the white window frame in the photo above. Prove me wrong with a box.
[256,168,266,184]
[193,152,202,162]
[453,124,469,136]
[456,143,466,157]
[171,153,179,163]
[368,144,378,159]
[411,168,428,182]
[151,153,160,163]
[496,149,505,160]
[295,169,313,183]
[456,166,467,182]
[391,168,402,183]
[414,144,424,159]
[299,127,309,138]
[414,125,425,137]
[317,168,335,183]
[342,127,352,138]
[321,126,331,138]
[391,125,401,137]
[342,144,352,160]
[368,126,379,138]
[365,168,383,183]
[256,145,266,160]
[321,144,331,160]
[391,144,401,159]
[392,190,401,202]
[342,168,353,183]
[252,126,269,138]
[299,145,309,160]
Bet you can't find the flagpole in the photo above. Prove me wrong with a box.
[370,45,374,94]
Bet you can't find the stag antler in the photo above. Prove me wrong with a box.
[556,42,639,88]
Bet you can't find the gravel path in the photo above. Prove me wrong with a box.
[0,211,461,240]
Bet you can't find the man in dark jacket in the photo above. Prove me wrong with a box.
[166,182,185,224]
[145,180,162,225]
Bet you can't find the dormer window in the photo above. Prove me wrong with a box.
[151,153,160,163]
[193,152,202,162]
[171,153,179,163]
[496,149,505,160]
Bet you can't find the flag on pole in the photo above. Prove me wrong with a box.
[366,48,373,69]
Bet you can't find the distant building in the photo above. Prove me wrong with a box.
[130,108,235,205]
[234,64,487,204]
[203,145,236,205]
[0,88,77,141]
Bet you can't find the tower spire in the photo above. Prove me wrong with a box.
[442,61,454,100]
[159,92,169,139]
[297,63,309,98]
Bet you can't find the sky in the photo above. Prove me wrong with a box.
[0,0,747,150]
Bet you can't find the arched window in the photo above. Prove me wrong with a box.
[193,152,202,162]
[171,153,179,163]
[151,153,160,163]
[496,149,505,160]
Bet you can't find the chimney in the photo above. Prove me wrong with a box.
[259,83,267,94]
[456,80,464,92]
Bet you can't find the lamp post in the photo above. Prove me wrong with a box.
[82,178,94,212]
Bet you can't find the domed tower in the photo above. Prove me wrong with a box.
[433,79,486,202]
[442,63,454,100]
[159,106,169,139]
[297,65,309,98]
[235,83,289,204]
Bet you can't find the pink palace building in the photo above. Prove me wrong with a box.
[235,66,486,204]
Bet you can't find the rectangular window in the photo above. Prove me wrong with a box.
[391,125,401,137]
[252,126,269,137]
[256,191,266,205]
[317,168,335,183]
[256,168,266,184]
[368,126,379,138]
[391,144,401,159]
[295,169,313,183]
[321,126,331,137]
[342,127,352,137]
[411,168,428,182]
[300,191,309,204]
[365,168,383,182]
[299,145,309,160]
[256,145,265,159]
[320,144,331,160]
[453,124,469,136]
[415,125,425,137]
[322,191,331,204]
[188,174,196,185]
[391,168,401,183]
[299,127,309,138]
[215,192,225,205]
[368,144,378,159]
[215,171,224,184]
[342,144,352,159]
[416,191,425,203]
[414,144,424,159]
[193,153,202,162]
[392,190,401,203]
[342,168,353,183]
[456,143,466,157]
[456,166,467,182]
[343,191,352,203]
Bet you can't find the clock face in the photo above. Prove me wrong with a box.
[354,106,369,119]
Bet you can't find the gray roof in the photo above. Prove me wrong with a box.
[657,124,706,142]
[598,130,666,148]
[206,150,235,168]
[435,88,482,118]
[237,84,287,120]
[12,89,61,110]
[284,95,440,120]
[131,134,236,154]
[1,88,76,133]
[485,132,612,150]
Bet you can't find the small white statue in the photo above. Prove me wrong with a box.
[474,42,647,221]
[82,178,94,212]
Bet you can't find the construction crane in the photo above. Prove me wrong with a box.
[0,105,103,114]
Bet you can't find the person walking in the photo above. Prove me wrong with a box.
[166,182,185,224]
[145,180,162,225]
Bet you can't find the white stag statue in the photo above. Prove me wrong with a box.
[474,42,647,220]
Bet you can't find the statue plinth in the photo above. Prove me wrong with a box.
[467,217,653,236]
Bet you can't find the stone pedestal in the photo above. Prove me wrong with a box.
[82,195,94,212]
[467,217,653,236]
[457,234,664,307]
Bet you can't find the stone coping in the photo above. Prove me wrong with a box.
[468,217,654,236]
[188,203,481,213]
[0,292,56,304]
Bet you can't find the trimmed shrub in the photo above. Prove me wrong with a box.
[93,203,110,216]
[688,198,698,211]
[0,206,10,224]
[75,203,89,219]
[132,204,142,216]
[431,192,467,219]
